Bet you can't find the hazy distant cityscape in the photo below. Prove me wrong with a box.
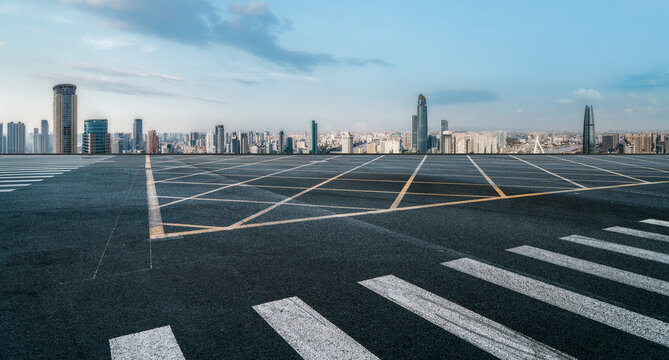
[1,84,667,156]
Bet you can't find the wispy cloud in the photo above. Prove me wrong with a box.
[620,70,669,89]
[573,88,602,100]
[82,35,135,49]
[429,89,499,106]
[33,72,223,103]
[70,63,183,82]
[0,41,6,46]
[558,98,572,104]
[63,0,389,70]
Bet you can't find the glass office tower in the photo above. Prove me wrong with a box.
[583,105,595,154]
[53,84,77,154]
[416,94,428,153]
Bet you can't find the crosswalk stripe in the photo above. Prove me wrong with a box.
[253,296,379,360]
[507,245,669,296]
[0,176,54,179]
[560,235,669,264]
[604,226,669,243]
[641,219,669,228]
[359,275,575,359]
[442,258,669,347]
[109,325,185,360]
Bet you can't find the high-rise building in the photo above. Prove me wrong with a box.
[7,122,26,154]
[53,84,77,154]
[285,137,293,154]
[498,131,507,151]
[147,129,160,154]
[308,120,318,154]
[582,105,595,154]
[206,131,216,153]
[82,119,110,154]
[441,131,453,154]
[133,119,143,151]
[416,94,428,153]
[601,134,620,153]
[411,115,417,150]
[341,132,353,154]
[40,120,49,153]
[33,128,39,153]
[239,133,249,154]
[111,139,123,154]
[279,130,285,154]
[215,125,224,154]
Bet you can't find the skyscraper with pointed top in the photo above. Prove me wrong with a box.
[416,94,428,153]
[583,105,595,154]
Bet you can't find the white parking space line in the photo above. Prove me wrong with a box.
[360,275,575,360]
[0,184,31,187]
[604,226,669,243]
[253,297,379,360]
[442,258,669,347]
[641,219,669,228]
[507,245,669,296]
[560,235,669,264]
[548,156,649,183]
[508,156,586,189]
[146,155,165,239]
[109,325,185,360]
[0,189,16,192]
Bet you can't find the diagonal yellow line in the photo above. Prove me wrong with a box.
[390,155,427,209]
[548,155,649,183]
[509,155,586,189]
[467,155,506,198]
[228,155,384,228]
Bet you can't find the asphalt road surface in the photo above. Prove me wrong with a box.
[1,154,668,359]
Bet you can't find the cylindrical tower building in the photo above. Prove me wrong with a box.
[53,84,77,154]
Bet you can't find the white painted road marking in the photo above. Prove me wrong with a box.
[0,179,43,183]
[146,155,165,239]
[0,184,31,187]
[253,296,379,360]
[109,325,185,360]
[560,235,669,264]
[508,245,669,296]
[604,226,669,243]
[0,189,16,192]
[641,219,669,228]
[359,275,575,359]
[443,258,669,347]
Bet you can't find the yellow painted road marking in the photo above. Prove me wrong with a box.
[150,179,669,240]
[390,155,427,209]
[467,155,506,198]
[548,155,649,183]
[228,156,384,228]
[509,155,586,189]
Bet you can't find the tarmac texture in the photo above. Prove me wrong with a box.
[1,154,669,359]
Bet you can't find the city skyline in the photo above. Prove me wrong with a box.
[1,1,668,132]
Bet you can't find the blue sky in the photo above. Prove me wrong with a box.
[0,0,668,133]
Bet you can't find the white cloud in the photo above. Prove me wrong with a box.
[61,0,130,10]
[142,45,156,53]
[516,108,524,113]
[573,88,603,100]
[82,35,135,49]
[70,63,183,82]
[0,41,5,46]
[228,1,269,16]
[267,72,320,82]
[558,98,571,104]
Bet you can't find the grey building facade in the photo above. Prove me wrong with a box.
[215,125,225,154]
[7,121,26,154]
[133,119,143,151]
[308,120,318,154]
